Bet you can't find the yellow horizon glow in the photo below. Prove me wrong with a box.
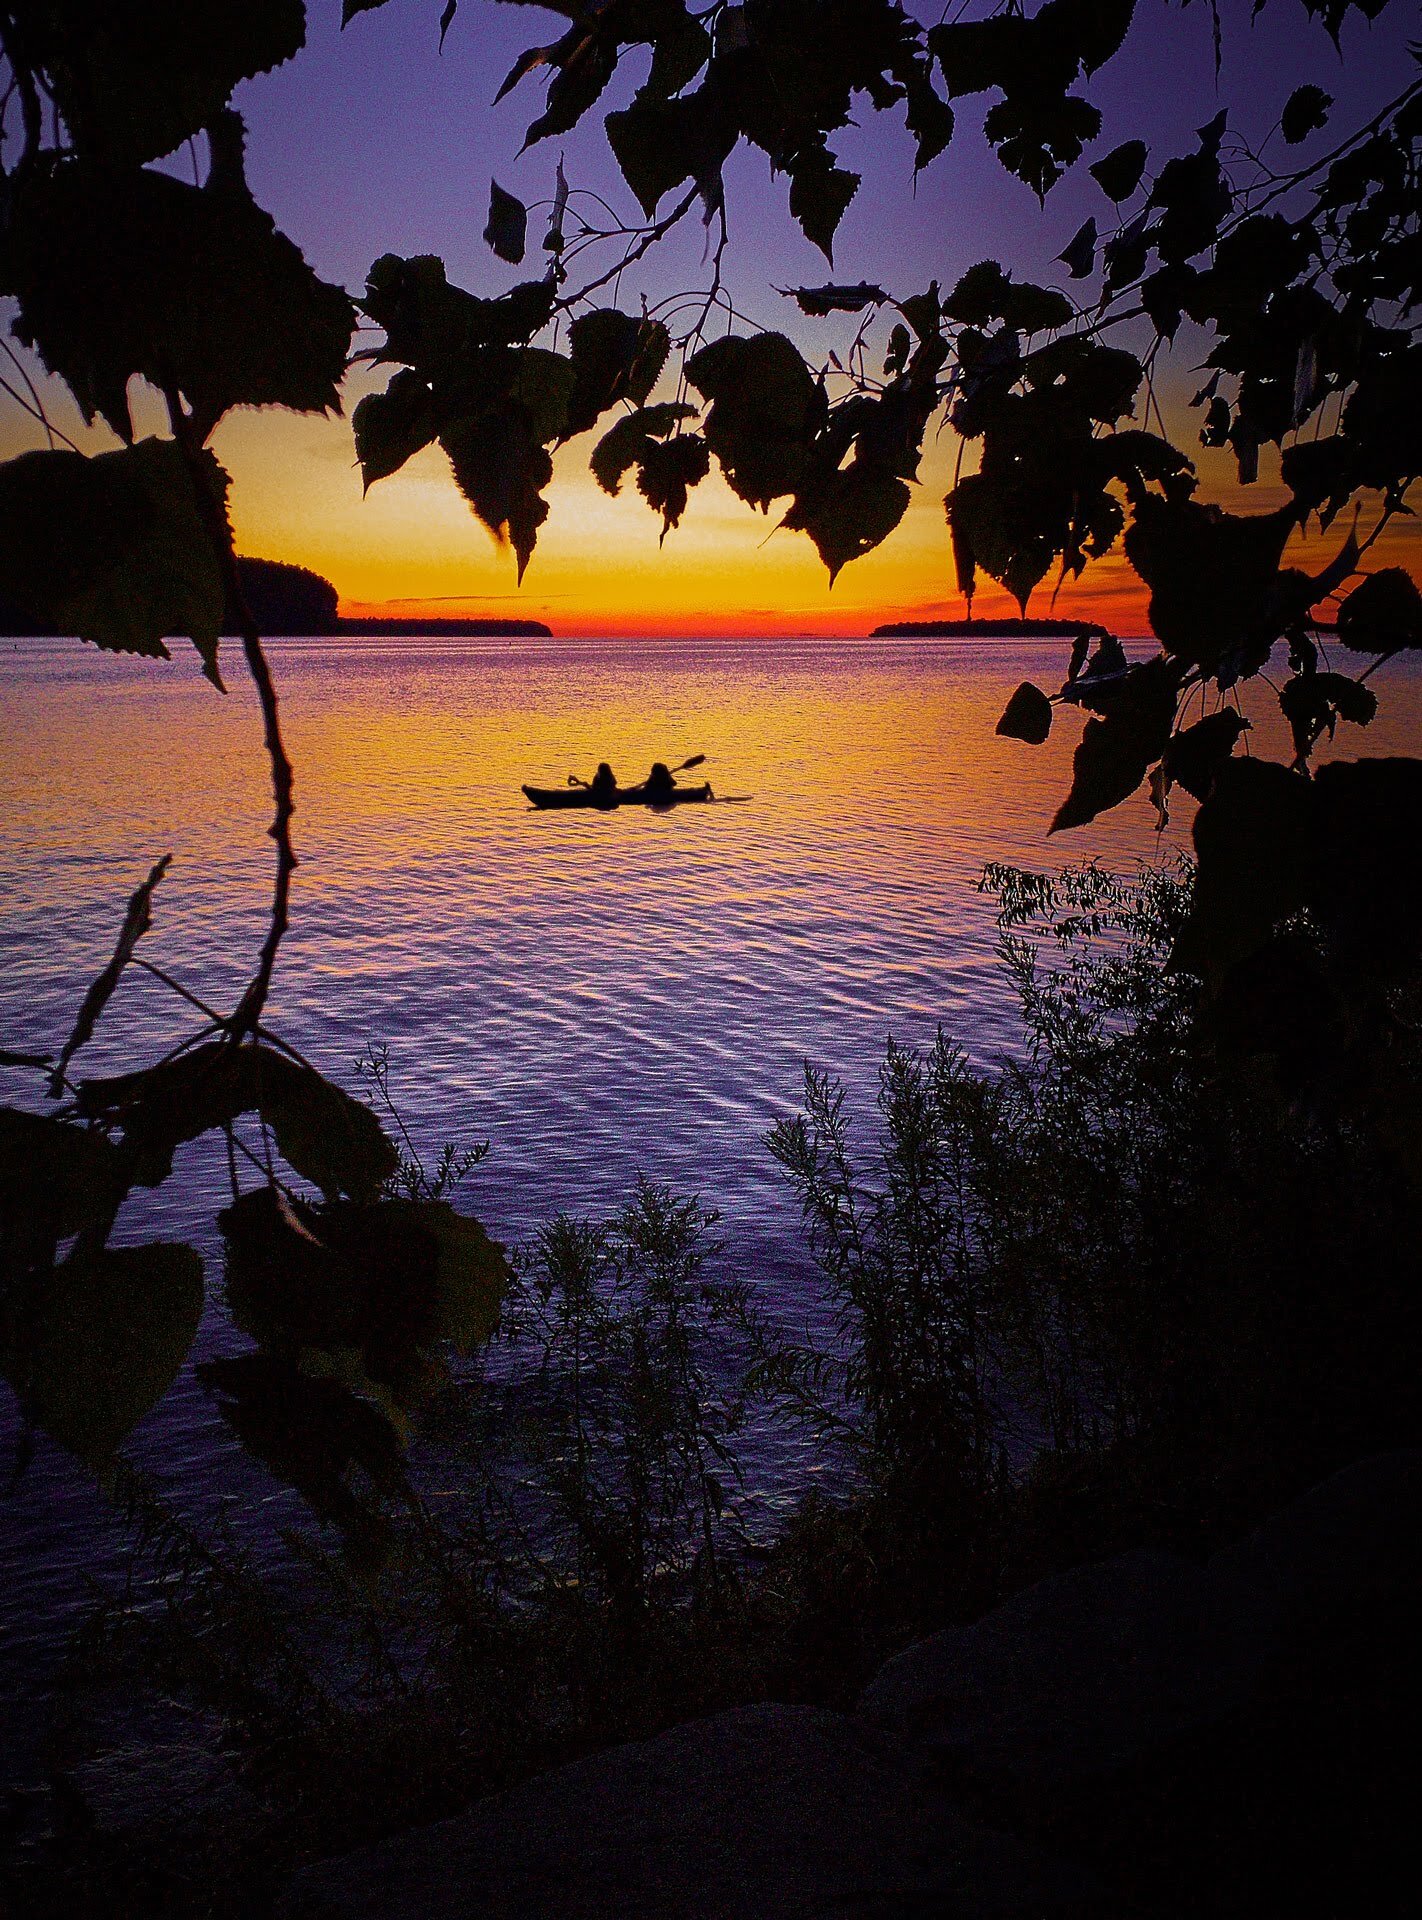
[212,384,1421,639]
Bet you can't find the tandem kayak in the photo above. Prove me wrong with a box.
[521,782,715,810]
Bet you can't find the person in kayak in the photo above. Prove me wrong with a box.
[644,761,678,803]
[589,761,618,803]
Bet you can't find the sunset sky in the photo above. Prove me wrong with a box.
[1,0,1416,636]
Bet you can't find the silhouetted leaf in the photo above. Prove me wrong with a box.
[1149,144,1231,263]
[0,1110,125,1271]
[1279,670,1377,762]
[50,857,170,1097]
[1335,570,1422,653]
[0,440,229,684]
[3,144,354,441]
[635,435,711,537]
[221,1186,505,1417]
[28,0,305,165]
[787,283,888,316]
[442,413,555,581]
[1124,497,1296,676]
[1058,217,1097,279]
[605,88,734,217]
[788,148,860,259]
[76,1044,398,1201]
[997,682,1054,745]
[484,179,529,263]
[383,1199,506,1353]
[510,346,576,442]
[1160,709,1250,802]
[985,93,1101,199]
[353,369,439,489]
[1281,84,1332,144]
[1,1243,203,1463]
[883,324,912,376]
[198,1349,404,1563]
[1090,138,1147,201]
[362,255,554,368]
[590,403,699,493]
[1051,656,1183,832]
[782,463,910,584]
[903,70,954,171]
[687,333,822,509]
[564,311,670,438]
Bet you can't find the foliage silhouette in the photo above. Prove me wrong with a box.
[0,0,1420,1752]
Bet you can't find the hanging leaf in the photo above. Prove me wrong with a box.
[221,1186,505,1416]
[76,1043,398,1201]
[1090,139,1148,201]
[786,283,888,317]
[199,1349,404,1563]
[1057,217,1097,279]
[590,403,699,494]
[564,311,670,438]
[442,413,555,582]
[787,147,860,260]
[1123,497,1297,675]
[509,347,577,442]
[26,0,306,166]
[0,440,229,685]
[1335,570,1422,654]
[3,144,354,442]
[782,463,910,584]
[1160,709,1250,802]
[996,682,1054,745]
[1281,84,1332,145]
[1050,656,1183,832]
[1,1243,203,1463]
[484,180,529,264]
[50,857,171,1097]
[362,256,554,370]
[605,88,735,218]
[352,370,439,490]
[984,93,1102,200]
[635,435,711,537]
[0,1110,126,1272]
[1279,671,1377,763]
[687,333,822,509]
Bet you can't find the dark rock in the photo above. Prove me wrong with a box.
[1207,1449,1422,1652]
[858,1454,1422,1915]
[280,1704,1095,1919]
[859,1550,1262,1801]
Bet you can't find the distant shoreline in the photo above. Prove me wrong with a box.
[334,618,553,638]
[870,618,1112,639]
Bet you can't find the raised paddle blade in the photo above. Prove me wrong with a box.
[674,753,707,772]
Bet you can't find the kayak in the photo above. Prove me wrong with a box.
[522,782,714,810]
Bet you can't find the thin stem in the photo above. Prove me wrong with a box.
[558,185,700,309]
[161,384,297,1040]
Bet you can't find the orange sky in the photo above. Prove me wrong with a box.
[205,374,1419,639]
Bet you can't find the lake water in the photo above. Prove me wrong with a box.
[3,632,1419,1774]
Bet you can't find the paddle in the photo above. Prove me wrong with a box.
[568,753,707,788]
